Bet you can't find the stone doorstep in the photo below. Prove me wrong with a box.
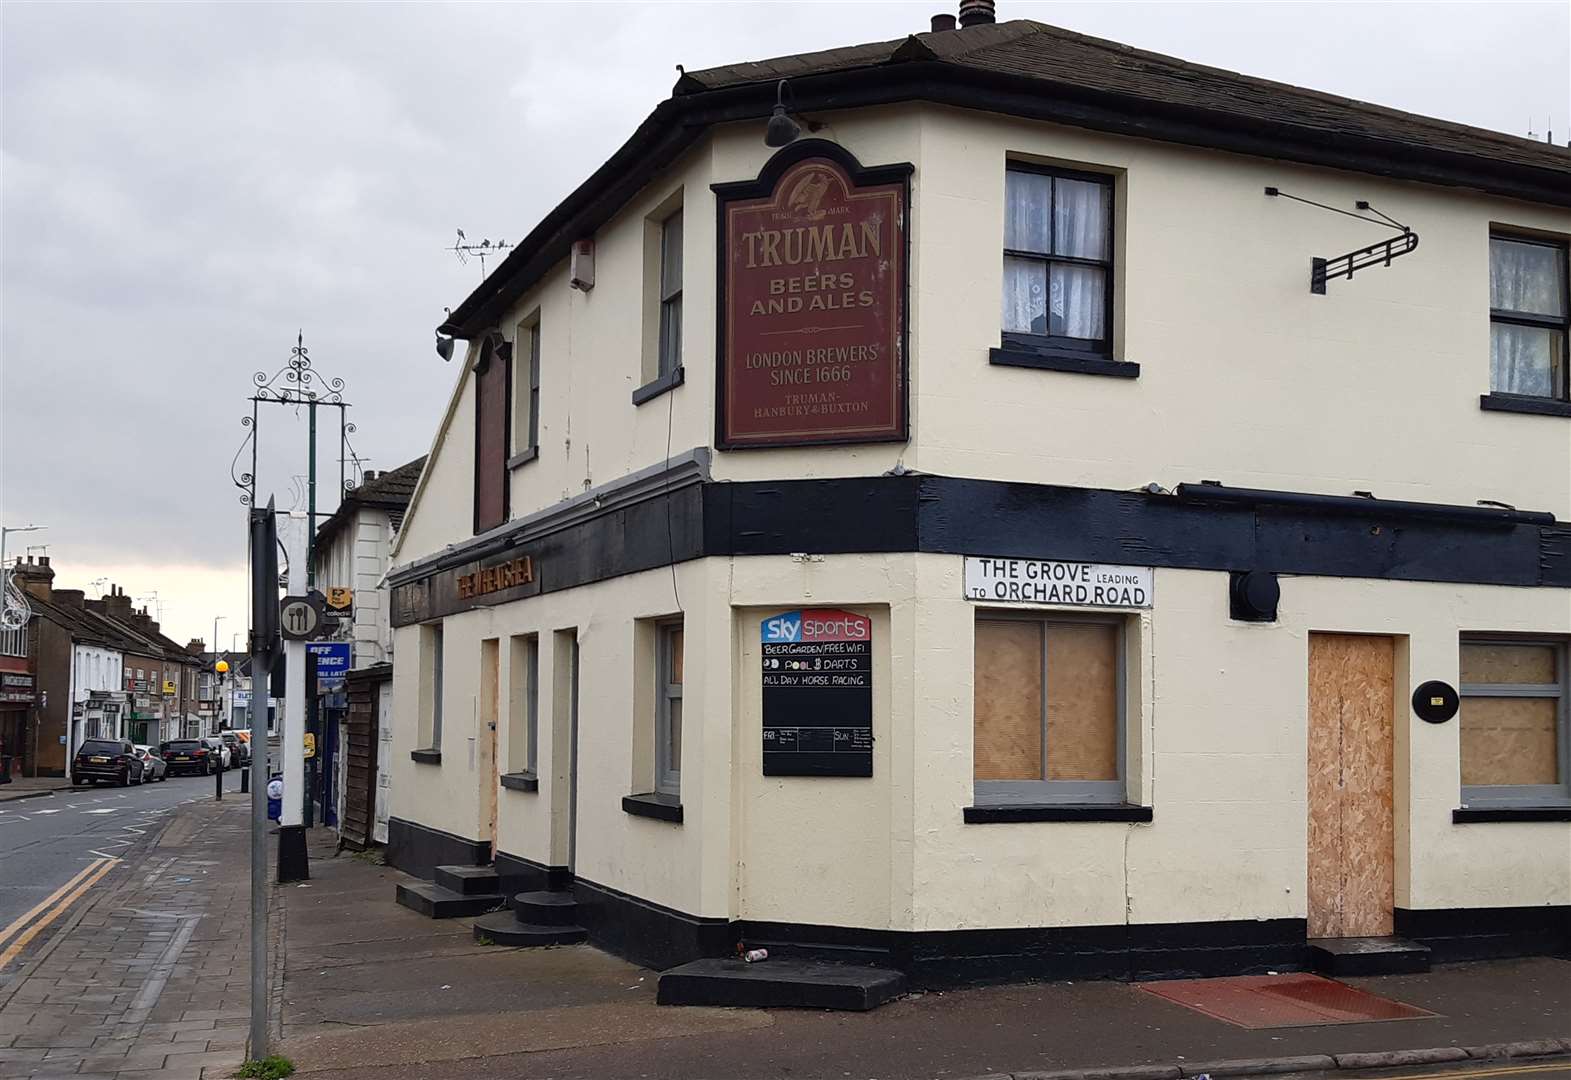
[969,1040,1571,1080]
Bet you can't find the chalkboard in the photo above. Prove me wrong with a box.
[761,609,873,777]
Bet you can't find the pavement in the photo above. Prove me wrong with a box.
[0,792,263,1080]
[276,840,1571,1080]
[3,792,1566,1080]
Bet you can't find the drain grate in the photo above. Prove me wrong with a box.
[1140,973,1437,1029]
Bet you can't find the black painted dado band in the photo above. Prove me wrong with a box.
[391,473,1567,626]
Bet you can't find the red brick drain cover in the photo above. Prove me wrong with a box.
[1140,974,1437,1029]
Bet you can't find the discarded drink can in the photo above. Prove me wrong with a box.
[742,948,769,963]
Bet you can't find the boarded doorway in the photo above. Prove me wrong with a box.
[1307,633,1395,939]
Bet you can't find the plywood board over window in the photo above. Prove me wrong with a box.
[974,614,1125,804]
[1459,639,1568,804]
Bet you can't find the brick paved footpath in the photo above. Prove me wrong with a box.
[0,797,276,1080]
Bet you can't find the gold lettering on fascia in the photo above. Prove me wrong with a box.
[456,556,534,600]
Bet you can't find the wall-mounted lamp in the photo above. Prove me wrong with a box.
[435,333,455,362]
[765,80,801,148]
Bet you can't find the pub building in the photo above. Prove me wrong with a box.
[384,2,1571,1005]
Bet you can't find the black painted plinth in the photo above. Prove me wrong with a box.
[395,881,506,919]
[1308,936,1431,976]
[434,865,501,896]
[277,824,309,883]
[657,958,905,1010]
[472,910,587,947]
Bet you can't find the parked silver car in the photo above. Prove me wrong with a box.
[132,745,168,782]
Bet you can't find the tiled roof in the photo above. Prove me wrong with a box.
[682,20,1569,175]
[440,15,1569,338]
[317,455,426,546]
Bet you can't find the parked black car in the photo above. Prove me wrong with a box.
[72,739,145,787]
[160,738,220,776]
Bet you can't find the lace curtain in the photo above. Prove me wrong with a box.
[1002,172,1108,340]
[1489,238,1565,396]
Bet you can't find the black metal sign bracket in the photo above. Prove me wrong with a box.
[1264,187,1420,294]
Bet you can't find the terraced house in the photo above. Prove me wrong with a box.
[382,1,1571,1005]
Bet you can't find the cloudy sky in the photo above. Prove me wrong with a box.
[3,0,1567,647]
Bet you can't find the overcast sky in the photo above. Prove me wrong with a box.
[3,0,1567,646]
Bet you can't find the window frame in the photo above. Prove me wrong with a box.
[657,209,683,379]
[1000,162,1116,361]
[1459,636,1570,808]
[508,318,541,468]
[973,610,1127,807]
[655,619,683,798]
[1488,231,1570,402]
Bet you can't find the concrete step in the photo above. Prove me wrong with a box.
[1309,936,1431,976]
[657,957,905,1011]
[395,881,506,920]
[472,910,588,947]
[510,890,581,926]
[433,864,500,896]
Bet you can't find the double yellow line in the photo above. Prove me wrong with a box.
[0,856,118,972]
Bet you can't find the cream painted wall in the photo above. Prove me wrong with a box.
[392,355,477,567]
[395,549,1567,931]
[909,554,1570,932]
[907,104,1571,519]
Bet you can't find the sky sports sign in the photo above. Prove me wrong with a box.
[760,608,872,644]
[760,608,872,777]
[963,557,1154,609]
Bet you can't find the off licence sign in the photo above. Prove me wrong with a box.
[964,557,1154,609]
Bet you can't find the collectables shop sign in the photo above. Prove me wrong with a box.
[714,141,910,449]
[963,557,1154,609]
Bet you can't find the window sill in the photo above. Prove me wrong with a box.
[632,366,684,406]
[410,749,442,765]
[963,803,1153,823]
[500,771,538,793]
[622,792,683,823]
[990,347,1139,379]
[1479,393,1571,418]
[507,446,539,470]
[1453,806,1571,823]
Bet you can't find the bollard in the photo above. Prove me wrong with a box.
[240,766,249,793]
[215,759,223,800]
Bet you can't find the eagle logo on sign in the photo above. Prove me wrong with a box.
[785,169,832,220]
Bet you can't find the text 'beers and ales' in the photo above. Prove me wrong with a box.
[720,151,908,446]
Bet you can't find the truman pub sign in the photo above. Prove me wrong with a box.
[714,141,910,450]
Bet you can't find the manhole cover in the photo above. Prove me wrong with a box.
[1141,974,1436,1029]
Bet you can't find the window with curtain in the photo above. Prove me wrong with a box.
[1002,165,1113,355]
[974,614,1125,804]
[1489,235,1568,400]
[1459,638,1569,806]
[658,210,683,378]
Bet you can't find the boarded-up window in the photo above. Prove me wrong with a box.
[974,616,1123,803]
[1459,639,1567,802]
[474,336,510,533]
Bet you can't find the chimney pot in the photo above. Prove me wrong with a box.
[39,555,49,567]
[958,0,995,27]
[931,12,957,31]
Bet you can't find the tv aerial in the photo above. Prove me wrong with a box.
[449,228,514,280]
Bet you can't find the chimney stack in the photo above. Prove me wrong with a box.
[931,12,957,31]
[958,0,995,28]
[187,639,206,655]
[54,589,85,610]
[13,555,54,602]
